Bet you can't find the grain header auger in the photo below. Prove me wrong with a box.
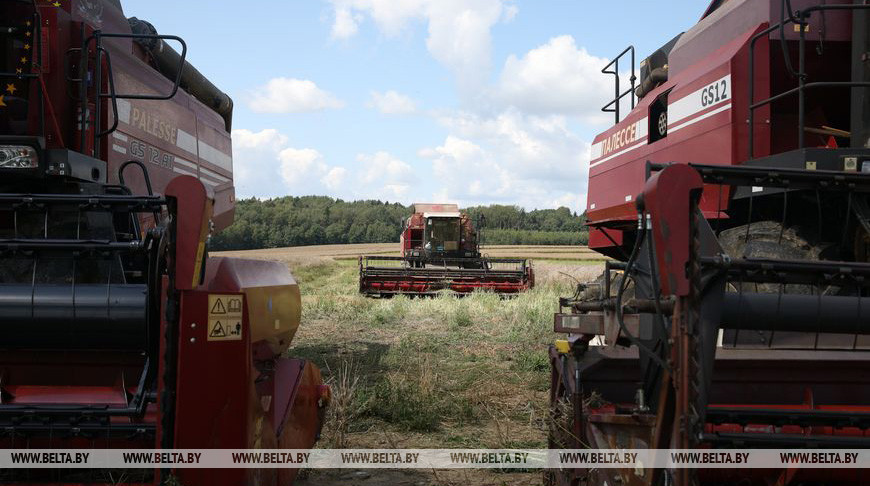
[550,0,870,485]
[359,203,534,296]
[0,1,328,485]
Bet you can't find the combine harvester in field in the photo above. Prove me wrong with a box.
[359,203,534,296]
[550,0,870,485]
[0,1,327,484]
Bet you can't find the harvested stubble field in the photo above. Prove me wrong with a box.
[215,243,603,263]
[213,245,605,486]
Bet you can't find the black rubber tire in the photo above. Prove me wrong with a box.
[718,221,853,348]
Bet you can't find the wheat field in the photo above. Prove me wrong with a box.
[212,245,605,486]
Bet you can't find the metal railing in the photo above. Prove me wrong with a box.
[76,31,187,159]
[748,1,870,158]
[601,46,636,124]
[0,7,45,140]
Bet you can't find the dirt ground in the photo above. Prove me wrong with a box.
[295,468,541,486]
[213,246,604,486]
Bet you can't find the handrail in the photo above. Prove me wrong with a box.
[2,6,45,139]
[78,31,187,159]
[601,46,636,124]
[748,2,870,158]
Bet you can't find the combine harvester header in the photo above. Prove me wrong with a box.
[359,203,534,296]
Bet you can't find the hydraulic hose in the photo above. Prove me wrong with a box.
[615,211,669,370]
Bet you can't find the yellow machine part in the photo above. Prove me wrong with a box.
[205,257,302,355]
[244,283,302,354]
[554,339,571,354]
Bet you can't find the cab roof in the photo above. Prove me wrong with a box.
[424,212,461,218]
[414,203,460,213]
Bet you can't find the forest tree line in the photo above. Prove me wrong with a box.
[211,196,588,250]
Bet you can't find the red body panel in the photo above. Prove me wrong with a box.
[584,0,856,254]
[587,28,753,225]
[17,1,235,230]
[174,290,323,486]
[641,164,703,296]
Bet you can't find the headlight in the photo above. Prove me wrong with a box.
[0,146,38,169]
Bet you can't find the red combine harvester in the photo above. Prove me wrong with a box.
[550,1,870,485]
[359,203,534,296]
[0,1,327,485]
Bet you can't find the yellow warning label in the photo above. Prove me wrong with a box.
[208,294,244,341]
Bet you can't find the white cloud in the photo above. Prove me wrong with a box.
[231,129,292,198]
[231,129,343,197]
[367,90,418,114]
[232,128,287,151]
[356,151,415,191]
[423,135,511,198]
[321,167,347,189]
[328,0,426,37]
[331,7,360,39]
[279,148,328,186]
[231,129,422,202]
[497,35,613,123]
[424,0,505,91]
[284,151,414,200]
[437,109,586,184]
[419,109,590,210]
[247,78,344,113]
[327,0,512,92]
[401,35,619,209]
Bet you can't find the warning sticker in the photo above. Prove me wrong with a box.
[207,294,244,341]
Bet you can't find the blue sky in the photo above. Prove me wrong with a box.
[122,0,705,210]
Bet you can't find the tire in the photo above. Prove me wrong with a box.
[718,221,852,349]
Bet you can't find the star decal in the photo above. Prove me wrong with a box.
[0,95,6,108]
[5,84,16,95]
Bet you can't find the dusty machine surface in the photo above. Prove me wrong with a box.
[0,1,328,484]
[550,0,870,485]
[359,203,534,296]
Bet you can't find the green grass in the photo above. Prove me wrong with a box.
[288,258,584,448]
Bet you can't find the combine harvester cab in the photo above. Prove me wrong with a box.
[359,203,534,296]
[0,1,327,485]
[551,1,870,485]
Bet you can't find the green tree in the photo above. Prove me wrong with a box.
[210,197,587,250]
